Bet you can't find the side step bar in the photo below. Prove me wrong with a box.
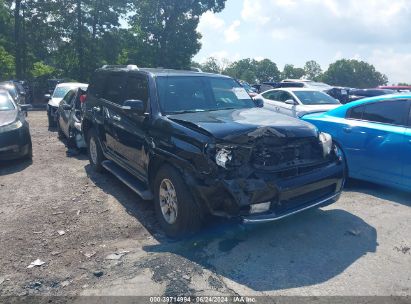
[102,160,154,201]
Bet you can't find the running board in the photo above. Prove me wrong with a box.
[102,160,153,201]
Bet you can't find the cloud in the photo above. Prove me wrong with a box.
[198,11,225,32]
[224,20,241,43]
[241,0,411,44]
[370,49,411,84]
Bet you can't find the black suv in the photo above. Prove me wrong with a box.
[83,65,345,237]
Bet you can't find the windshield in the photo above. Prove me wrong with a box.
[294,90,340,105]
[0,92,15,111]
[305,82,332,90]
[0,84,18,100]
[53,86,76,99]
[156,76,255,114]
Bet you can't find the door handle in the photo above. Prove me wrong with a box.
[343,127,352,133]
[112,115,121,122]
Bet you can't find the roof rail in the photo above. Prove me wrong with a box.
[102,64,139,71]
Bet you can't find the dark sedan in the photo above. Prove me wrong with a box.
[0,89,32,161]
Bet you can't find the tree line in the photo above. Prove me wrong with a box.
[0,0,392,89]
[0,0,226,82]
[198,57,389,89]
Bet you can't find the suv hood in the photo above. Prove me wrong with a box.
[0,110,18,127]
[168,108,318,143]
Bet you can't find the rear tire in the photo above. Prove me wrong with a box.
[48,111,56,128]
[153,165,204,238]
[87,128,105,173]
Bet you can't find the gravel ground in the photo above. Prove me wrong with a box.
[0,111,410,299]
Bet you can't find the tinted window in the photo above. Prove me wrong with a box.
[62,90,75,104]
[103,73,125,104]
[89,72,107,97]
[262,91,280,101]
[125,76,149,103]
[277,91,295,103]
[293,91,340,105]
[347,105,364,120]
[362,100,408,126]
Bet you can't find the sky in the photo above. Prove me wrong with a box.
[194,0,411,84]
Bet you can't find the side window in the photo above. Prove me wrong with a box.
[347,105,365,120]
[362,100,408,126]
[262,91,279,101]
[88,72,107,98]
[278,91,294,102]
[102,73,125,104]
[62,91,75,104]
[125,75,149,104]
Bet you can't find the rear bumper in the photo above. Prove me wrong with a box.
[0,126,32,160]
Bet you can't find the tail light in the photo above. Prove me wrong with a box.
[80,94,87,103]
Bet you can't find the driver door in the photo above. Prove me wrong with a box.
[277,91,298,117]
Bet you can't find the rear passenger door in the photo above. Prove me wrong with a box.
[342,100,408,186]
[114,73,150,179]
[100,72,127,160]
[402,104,411,188]
[262,91,283,113]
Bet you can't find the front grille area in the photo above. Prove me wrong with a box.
[252,137,324,169]
[271,184,336,214]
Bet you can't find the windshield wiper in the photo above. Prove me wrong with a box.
[166,109,206,115]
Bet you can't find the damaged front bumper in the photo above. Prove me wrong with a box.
[194,160,344,222]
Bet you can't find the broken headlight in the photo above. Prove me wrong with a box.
[319,132,333,157]
[213,145,252,169]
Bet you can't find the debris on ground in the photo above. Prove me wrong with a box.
[83,251,97,258]
[93,271,104,278]
[27,281,42,290]
[61,280,71,287]
[394,246,411,255]
[105,250,130,260]
[0,277,5,285]
[27,259,45,269]
[57,230,66,236]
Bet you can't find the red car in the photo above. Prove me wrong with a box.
[378,85,411,92]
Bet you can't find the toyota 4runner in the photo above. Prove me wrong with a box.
[82,65,345,237]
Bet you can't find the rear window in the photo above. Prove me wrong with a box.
[362,100,408,126]
[0,92,15,111]
[88,72,107,97]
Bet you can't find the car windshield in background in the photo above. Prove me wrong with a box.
[156,76,255,114]
[294,91,340,105]
[0,93,15,111]
[305,82,333,90]
[53,87,75,99]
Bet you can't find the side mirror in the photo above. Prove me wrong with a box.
[254,98,264,108]
[20,104,32,112]
[285,99,296,105]
[44,94,51,101]
[62,103,72,111]
[121,99,145,114]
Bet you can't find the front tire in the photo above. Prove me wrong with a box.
[87,128,105,172]
[153,165,204,238]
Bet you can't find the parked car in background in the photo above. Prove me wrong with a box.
[302,94,411,191]
[0,89,32,160]
[282,79,333,91]
[378,86,411,92]
[348,89,395,102]
[56,87,88,149]
[0,81,27,105]
[46,82,88,128]
[47,79,65,95]
[238,80,258,98]
[259,88,341,118]
[82,65,345,237]
[257,82,304,93]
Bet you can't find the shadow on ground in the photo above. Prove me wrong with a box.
[345,178,411,207]
[0,158,32,176]
[85,164,378,292]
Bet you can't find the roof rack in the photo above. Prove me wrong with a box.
[102,64,139,71]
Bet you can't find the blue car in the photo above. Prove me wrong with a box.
[302,94,411,191]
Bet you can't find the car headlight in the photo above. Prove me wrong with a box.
[319,132,333,157]
[214,145,252,169]
[0,120,23,134]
